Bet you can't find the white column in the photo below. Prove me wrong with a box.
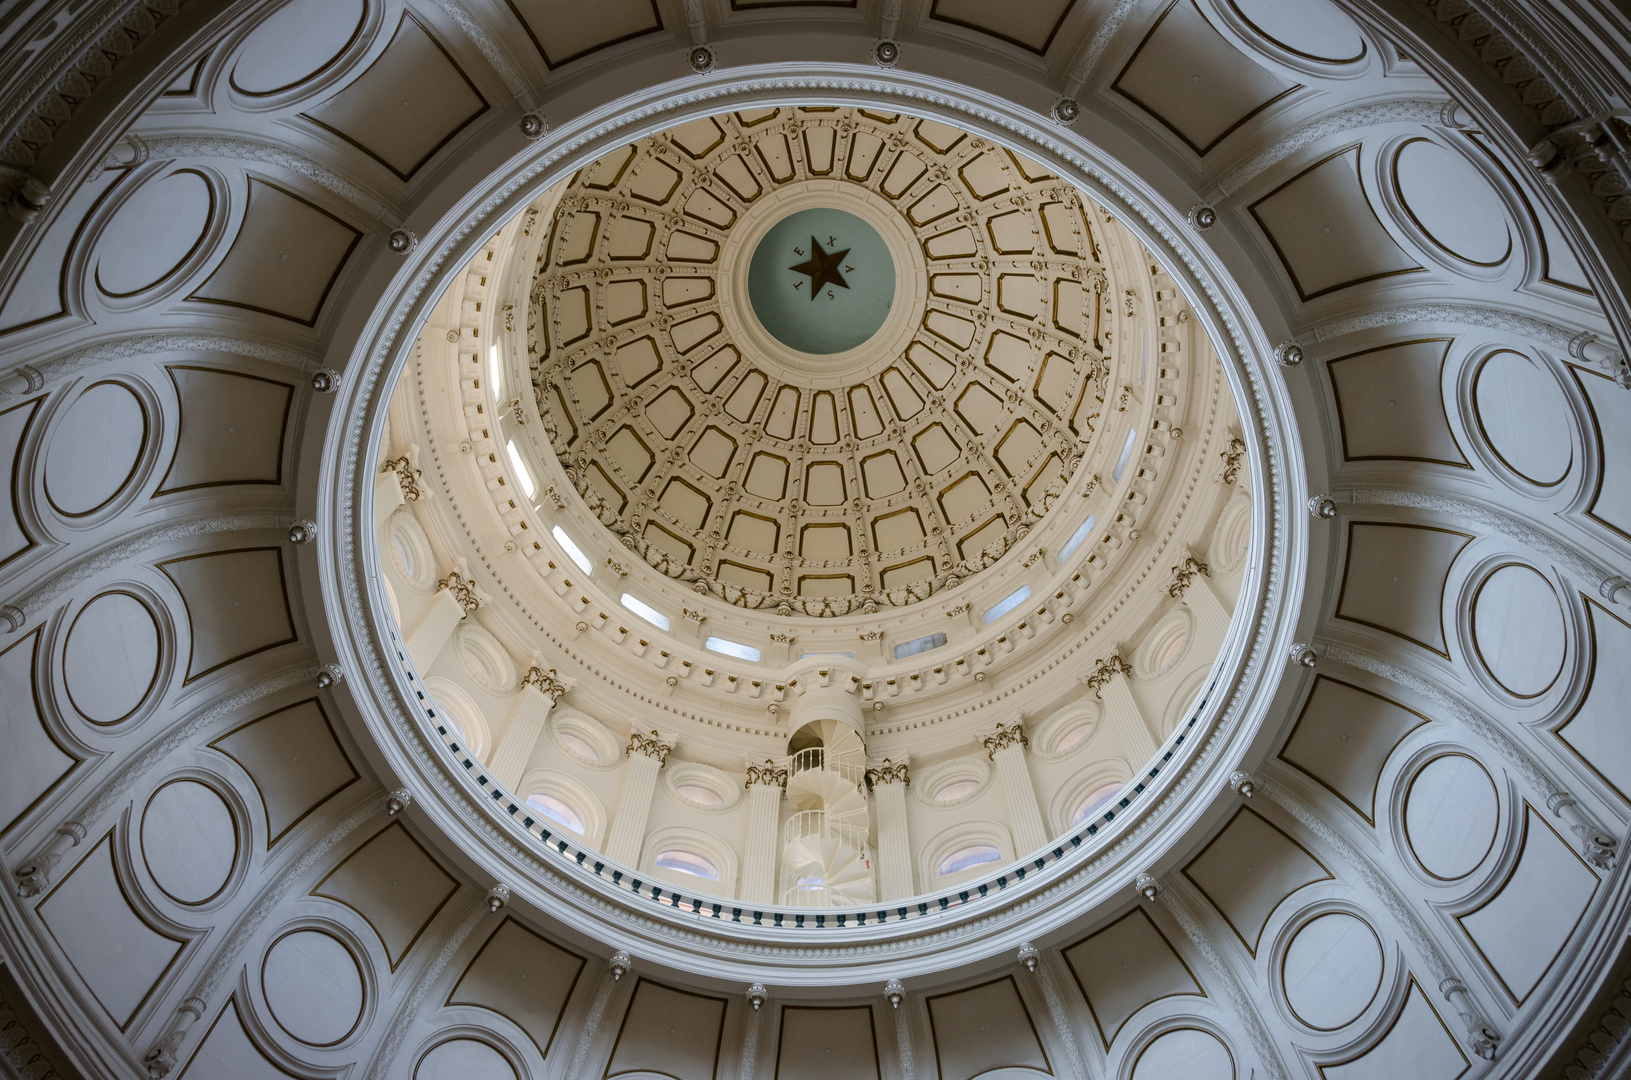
[375,469,405,530]
[604,730,674,868]
[488,666,570,788]
[868,758,913,901]
[407,564,480,670]
[407,592,461,670]
[376,443,422,529]
[982,724,1047,857]
[740,759,787,903]
[1178,560,1232,648]
[1096,660,1158,763]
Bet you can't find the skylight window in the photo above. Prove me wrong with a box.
[799,651,855,659]
[488,344,501,394]
[705,636,761,662]
[893,632,947,659]
[1112,427,1139,481]
[1060,514,1096,560]
[983,585,1031,624]
[505,440,535,499]
[621,593,671,631]
[552,526,593,574]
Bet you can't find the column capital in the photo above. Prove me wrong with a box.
[383,447,425,502]
[865,757,910,788]
[745,758,789,791]
[521,664,571,702]
[1080,654,1132,697]
[1220,433,1246,486]
[437,559,486,616]
[627,728,676,765]
[1166,555,1211,598]
[980,721,1027,759]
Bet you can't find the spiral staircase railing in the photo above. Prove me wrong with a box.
[780,733,875,907]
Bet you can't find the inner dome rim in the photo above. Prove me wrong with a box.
[323,70,1303,984]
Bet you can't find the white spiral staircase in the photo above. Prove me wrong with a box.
[780,719,875,907]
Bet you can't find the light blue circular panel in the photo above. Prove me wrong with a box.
[747,207,895,355]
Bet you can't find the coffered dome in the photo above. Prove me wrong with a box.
[1,2,1629,1080]
[527,107,1137,614]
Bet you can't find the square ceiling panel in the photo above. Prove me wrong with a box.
[1113,0,1297,156]
[505,0,663,69]
[930,0,1077,54]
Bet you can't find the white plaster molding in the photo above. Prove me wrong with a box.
[1255,774,1502,1057]
[362,892,495,1080]
[4,331,315,389]
[1347,486,1622,591]
[426,0,533,105]
[1215,99,1445,197]
[1322,641,1619,867]
[137,135,394,223]
[1156,884,1291,1080]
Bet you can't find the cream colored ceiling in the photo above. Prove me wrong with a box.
[530,107,1113,611]
[0,2,1628,1080]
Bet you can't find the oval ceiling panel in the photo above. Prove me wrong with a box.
[1473,351,1572,485]
[1227,0,1367,63]
[141,779,237,904]
[416,1038,517,1080]
[230,0,367,96]
[1133,1028,1234,1080]
[1472,564,1566,697]
[1393,139,1512,266]
[1405,754,1500,880]
[95,170,213,298]
[1281,912,1384,1029]
[263,929,366,1046]
[43,382,147,515]
[63,591,162,724]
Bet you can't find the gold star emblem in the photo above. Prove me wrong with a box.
[789,236,851,300]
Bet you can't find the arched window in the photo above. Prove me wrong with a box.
[936,844,1001,876]
[654,849,719,881]
[1059,514,1097,560]
[549,707,622,768]
[1071,782,1125,826]
[518,769,606,847]
[526,792,586,834]
[423,677,491,760]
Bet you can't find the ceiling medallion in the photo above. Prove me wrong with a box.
[748,206,894,355]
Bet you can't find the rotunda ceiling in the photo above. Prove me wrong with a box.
[527,108,1122,615]
[0,1,1628,1078]
[372,97,1257,945]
